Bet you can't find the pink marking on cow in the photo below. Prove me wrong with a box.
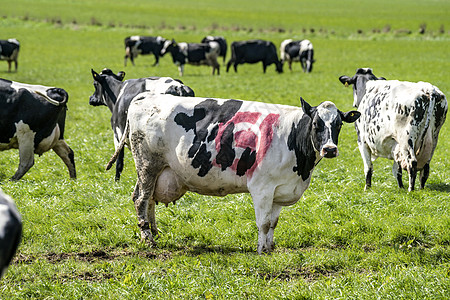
[214,111,280,177]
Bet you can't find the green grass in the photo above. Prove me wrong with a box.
[0,0,449,299]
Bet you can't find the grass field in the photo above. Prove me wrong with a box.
[0,0,449,299]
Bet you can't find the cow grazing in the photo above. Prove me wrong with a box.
[108,93,359,253]
[124,36,167,67]
[160,39,221,76]
[0,39,20,72]
[0,190,22,279]
[89,68,195,181]
[280,39,315,73]
[201,36,227,63]
[226,40,283,73]
[339,68,447,191]
[0,79,76,180]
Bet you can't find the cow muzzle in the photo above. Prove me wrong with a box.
[321,145,339,158]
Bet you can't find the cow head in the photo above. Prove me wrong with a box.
[160,39,176,56]
[339,68,386,107]
[89,68,125,107]
[301,97,360,158]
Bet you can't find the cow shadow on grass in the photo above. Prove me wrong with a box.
[426,183,450,192]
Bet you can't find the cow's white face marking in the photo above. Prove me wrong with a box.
[316,101,340,157]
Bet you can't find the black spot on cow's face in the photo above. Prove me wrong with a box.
[174,99,243,177]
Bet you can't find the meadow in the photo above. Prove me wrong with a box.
[0,0,449,298]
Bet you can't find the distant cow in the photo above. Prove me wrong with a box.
[0,79,76,180]
[108,93,359,253]
[339,68,447,191]
[226,40,283,73]
[90,68,195,181]
[0,39,20,72]
[201,36,227,63]
[160,39,220,76]
[0,189,22,279]
[280,39,315,73]
[124,36,167,66]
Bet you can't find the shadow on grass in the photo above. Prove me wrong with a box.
[426,183,450,192]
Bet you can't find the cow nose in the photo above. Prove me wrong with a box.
[321,146,338,158]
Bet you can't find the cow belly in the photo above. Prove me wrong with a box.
[35,125,60,155]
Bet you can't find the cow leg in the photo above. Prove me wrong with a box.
[115,148,125,181]
[358,143,373,190]
[250,188,276,254]
[419,162,430,189]
[52,139,77,179]
[12,129,36,181]
[7,61,12,73]
[14,59,18,72]
[407,161,418,192]
[392,161,404,188]
[266,204,283,252]
[262,63,267,73]
[152,53,159,66]
[288,61,293,71]
[178,64,184,76]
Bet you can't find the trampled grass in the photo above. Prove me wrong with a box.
[0,0,449,299]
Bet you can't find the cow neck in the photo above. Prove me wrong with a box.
[287,114,318,181]
[102,78,123,112]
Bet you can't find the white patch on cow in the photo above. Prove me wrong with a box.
[130,36,140,41]
[10,82,52,94]
[0,205,10,239]
[317,101,339,155]
[35,125,60,155]
[279,39,292,61]
[299,40,313,53]
[178,42,188,57]
[156,36,164,43]
[116,82,129,104]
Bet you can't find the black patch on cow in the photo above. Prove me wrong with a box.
[165,79,173,84]
[287,114,316,181]
[174,99,243,177]
[236,147,257,176]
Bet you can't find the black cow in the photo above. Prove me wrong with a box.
[226,40,283,73]
[0,39,20,72]
[89,68,195,181]
[201,36,227,63]
[0,190,22,279]
[0,79,76,180]
[280,39,315,73]
[124,36,167,66]
[160,39,221,76]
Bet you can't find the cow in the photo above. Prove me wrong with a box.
[0,189,22,279]
[160,39,221,76]
[226,40,283,74]
[280,39,315,73]
[124,36,167,67]
[0,79,76,181]
[201,36,227,63]
[107,93,360,253]
[339,68,447,191]
[0,39,20,72]
[89,68,195,181]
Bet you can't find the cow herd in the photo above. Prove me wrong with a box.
[0,31,448,275]
[123,35,314,76]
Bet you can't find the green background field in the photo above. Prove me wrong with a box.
[1,0,449,299]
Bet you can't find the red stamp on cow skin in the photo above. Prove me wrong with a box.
[214,112,280,177]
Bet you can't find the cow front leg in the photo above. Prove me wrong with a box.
[52,140,76,179]
[392,161,404,188]
[266,204,283,252]
[407,161,418,191]
[419,162,430,189]
[178,64,185,77]
[358,143,373,190]
[250,190,275,254]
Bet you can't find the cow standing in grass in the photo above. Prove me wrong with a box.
[280,39,315,73]
[0,189,22,279]
[124,36,167,66]
[226,40,283,73]
[161,39,221,76]
[89,68,195,181]
[201,36,227,63]
[0,79,76,180]
[0,39,20,72]
[108,93,359,253]
[339,68,447,191]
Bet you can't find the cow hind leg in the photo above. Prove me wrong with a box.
[52,140,76,179]
[407,161,418,192]
[392,161,404,188]
[420,162,430,190]
[358,143,373,190]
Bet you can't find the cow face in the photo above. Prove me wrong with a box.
[160,39,176,56]
[89,69,125,106]
[301,98,360,158]
[339,68,386,107]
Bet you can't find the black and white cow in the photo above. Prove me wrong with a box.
[0,39,20,72]
[339,68,447,191]
[0,189,22,279]
[226,40,283,73]
[201,36,227,63]
[124,36,167,66]
[108,93,359,253]
[160,39,221,76]
[89,68,195,181]
[0,79,76,180]
[280,39,315,73]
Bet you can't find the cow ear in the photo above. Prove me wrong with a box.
[117,71,126,81]
[340,110,361,123]
[300,97,314,117]
[92,69,100,80]
[339,75,354,87]
[378,77,386,80]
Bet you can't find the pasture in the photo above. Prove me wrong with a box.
[1,0,449,298]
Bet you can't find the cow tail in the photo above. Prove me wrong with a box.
[34,90,66,106]
[106,120,129,171]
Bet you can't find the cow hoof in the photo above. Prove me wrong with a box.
[140,229,156,246]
